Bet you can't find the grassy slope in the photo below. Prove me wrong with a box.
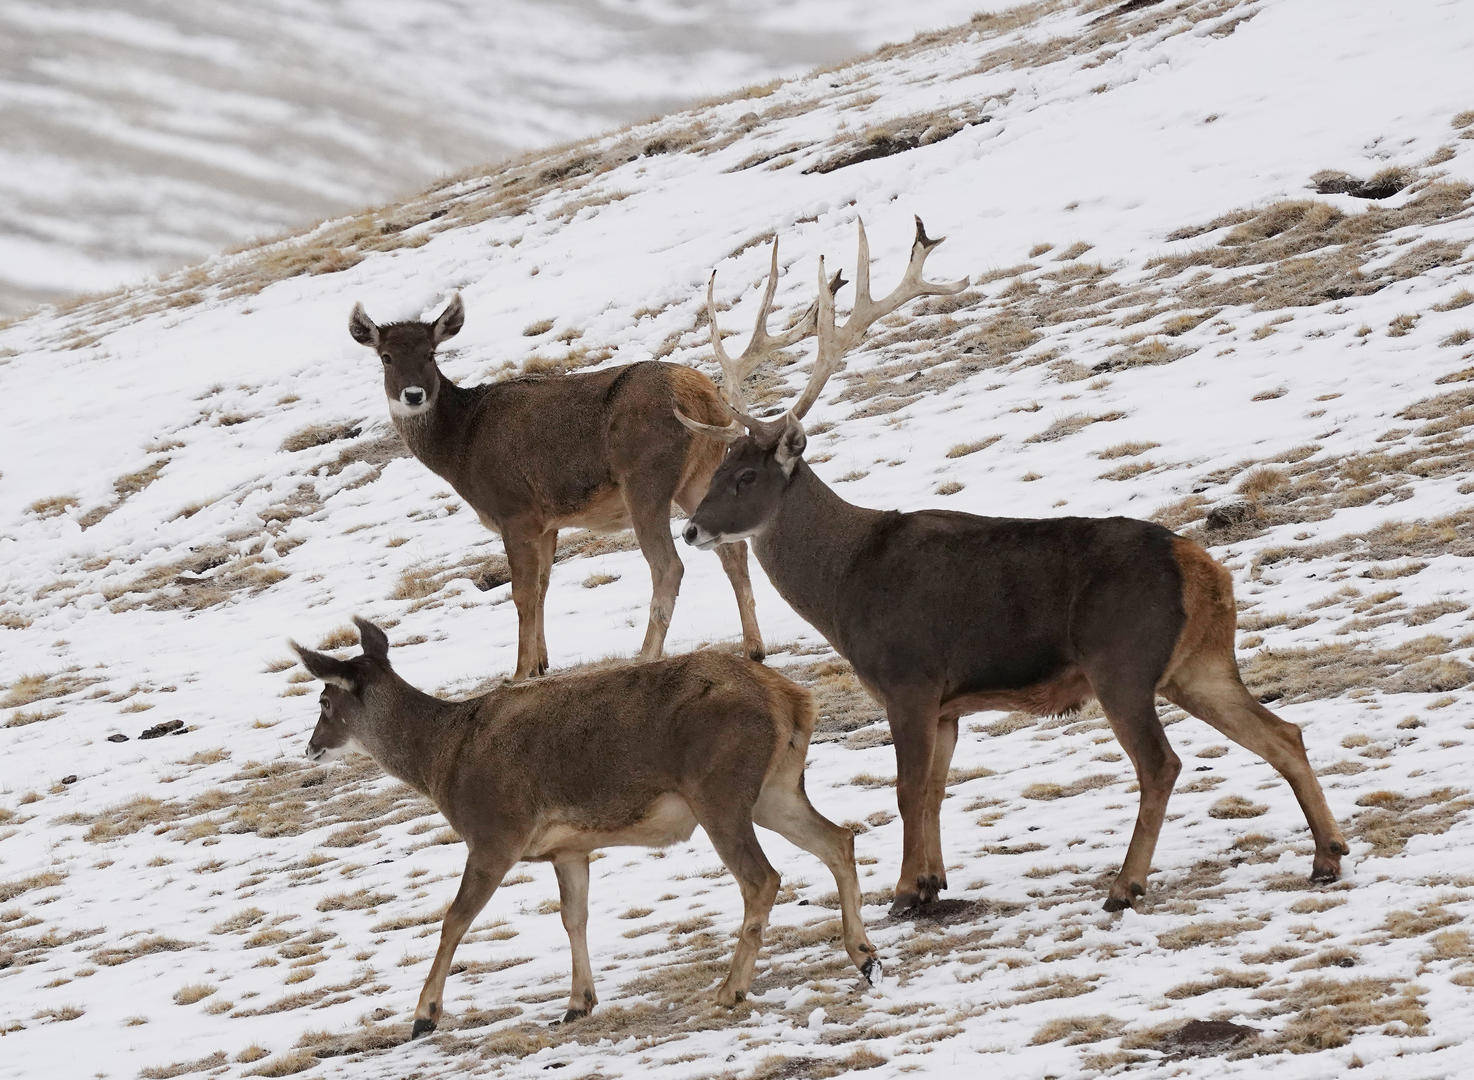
[4,1,1474,1077]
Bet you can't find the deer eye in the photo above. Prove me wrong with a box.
[380,352,392,365]
[735,468,758,491]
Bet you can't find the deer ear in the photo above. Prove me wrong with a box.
[349,303,379,348]
[291,641,358,692]
[432,293,465,343]
[353,617,390,663]
[774,413,807,476]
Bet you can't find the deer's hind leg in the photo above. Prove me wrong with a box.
[714,541,764,661]
[755,769,878,981]
[625,489,684,662]
[677,479,763,661]
[1164,660,1348,883]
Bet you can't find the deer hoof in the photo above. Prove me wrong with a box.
[747,647,766,663]
[861,957,883,985]
[887,892,921,918]
[553,1009,588,1026]
[1103,881,1143,912]
[410,1018,436,1040]
[917,874,944,904]
[1309,862,1341,884]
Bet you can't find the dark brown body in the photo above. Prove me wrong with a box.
[293,624,876,1035]
[349,297,763,679]
[687,450,1349,913]
[676,216,1345,913]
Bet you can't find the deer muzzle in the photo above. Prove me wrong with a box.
[682,522,720,550]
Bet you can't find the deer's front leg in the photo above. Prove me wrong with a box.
[886,695,941,916]
[412,848,516,1039]
[552,854,596,1022]
[921,716,959,897]
[503,528,546,680]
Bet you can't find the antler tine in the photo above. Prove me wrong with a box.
[695,237,847,440]
[704,238,791,413]
[787,254,847,421]
[786,216,967,421]
[836,215,968,352]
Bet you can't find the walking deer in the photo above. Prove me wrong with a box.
[292,618,878,1037]
[678,217,1348,915]
[347,293,782,679]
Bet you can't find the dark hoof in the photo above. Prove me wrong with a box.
[860,957,882,985]
[553,1009,588,1026]
[747,648,766,663]
[918,874,945,904]
[410,1018,436,1040]
[1309,865,1341,885]
[888,893,921,918]
[1102,895,1132,913]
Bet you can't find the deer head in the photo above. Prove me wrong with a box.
[291,617,393,762]
[681,217,966,549]
[348,294,465,418]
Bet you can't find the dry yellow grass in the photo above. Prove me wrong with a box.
[0,870,65,902]
[172,984,216,1005]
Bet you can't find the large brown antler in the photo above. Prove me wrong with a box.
[788,216,967,421]
[676,238,843,442]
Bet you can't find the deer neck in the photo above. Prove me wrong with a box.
[752,461,884,641]
[390,377,480,477]
[352,675,466,799]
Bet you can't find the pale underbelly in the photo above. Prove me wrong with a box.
[522,793,698,860]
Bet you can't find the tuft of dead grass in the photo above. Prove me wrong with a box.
[0,870,65,902]
[1241,635,1474,704]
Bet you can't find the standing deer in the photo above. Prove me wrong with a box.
[292,618,878,1036]
[348,287,802,678]
[677,216,1349,915]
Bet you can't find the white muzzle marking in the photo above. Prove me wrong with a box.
[390,386,430,417]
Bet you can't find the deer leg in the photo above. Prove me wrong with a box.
[504,530,545,680]
[1090,679,1181,912]
[628,500,683,661]
[699,814,779,1005]
[535,530,558,673]
[754,779,878,981]
[713,540,765,661]
[552,854,596,1022]
[412,847,515,1038]
[921,715,960,897]
[1165,667,1348,883]
[885,694,941,915]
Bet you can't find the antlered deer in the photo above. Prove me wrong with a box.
[678,217,1348,914]
[292,618,878,1037]
[348,292,790,678]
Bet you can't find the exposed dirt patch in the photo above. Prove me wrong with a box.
[1312,168,1411,200]
[1158,1018,1257,1059]
[803,113,989,175]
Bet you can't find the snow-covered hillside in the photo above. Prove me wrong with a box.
[0,0,994,316]
[4,1,1474,1077]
